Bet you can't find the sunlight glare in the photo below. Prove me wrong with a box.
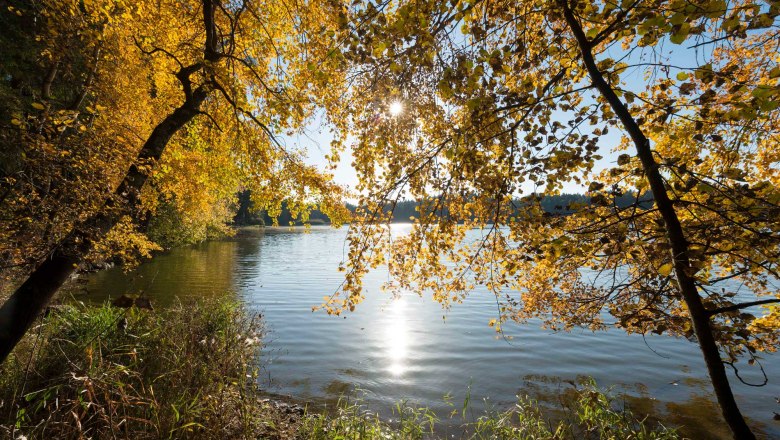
[389,101,403,116]
[384,298,408,376]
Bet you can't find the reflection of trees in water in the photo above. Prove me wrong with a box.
[232,229,263,287]
[79,240,240,306]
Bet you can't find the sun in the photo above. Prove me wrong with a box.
[388,101,403,116]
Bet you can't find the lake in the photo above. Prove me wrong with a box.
[70,225,779,438]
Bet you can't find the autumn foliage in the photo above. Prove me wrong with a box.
[328,0,779,437]
[0,0,778,438]
[0,0,350,279]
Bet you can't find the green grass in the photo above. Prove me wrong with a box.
[0,299,679,439]
[465,388,678,439]
[301,386,678,440]
[0,298,267,439]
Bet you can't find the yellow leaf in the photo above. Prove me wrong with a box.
[658,263,674,277]
[31,102,45,110]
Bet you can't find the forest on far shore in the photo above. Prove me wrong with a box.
[233,191,655,226]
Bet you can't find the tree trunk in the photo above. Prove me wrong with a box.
[560,3,755,439]
[0,91,208,363]
[0,0,220,365]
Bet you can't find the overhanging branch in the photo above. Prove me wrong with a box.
[708,298,780,317]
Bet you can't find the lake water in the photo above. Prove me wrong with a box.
[70,225,779,438]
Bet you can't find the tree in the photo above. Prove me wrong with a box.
[0,0,349,361]
[329,0,780,438]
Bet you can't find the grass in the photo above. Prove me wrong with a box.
[0,298,679,439]
[466,389,679,439]
[301,385,678,440]
[0,298,270,439]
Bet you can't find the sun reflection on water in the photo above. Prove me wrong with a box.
[384,297,409,376]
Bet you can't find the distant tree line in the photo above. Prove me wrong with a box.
[233,191,653,225]
[233,191,335,226]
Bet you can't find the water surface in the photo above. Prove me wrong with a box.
[72,226,780,438]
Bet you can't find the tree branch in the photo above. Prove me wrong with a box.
[708,299,780,317]
[41,60,60,100]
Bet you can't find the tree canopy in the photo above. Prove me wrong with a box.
[0,0,350,274]
[0,0,351,364]
[327,0,780,437]
[1,0,779,437]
